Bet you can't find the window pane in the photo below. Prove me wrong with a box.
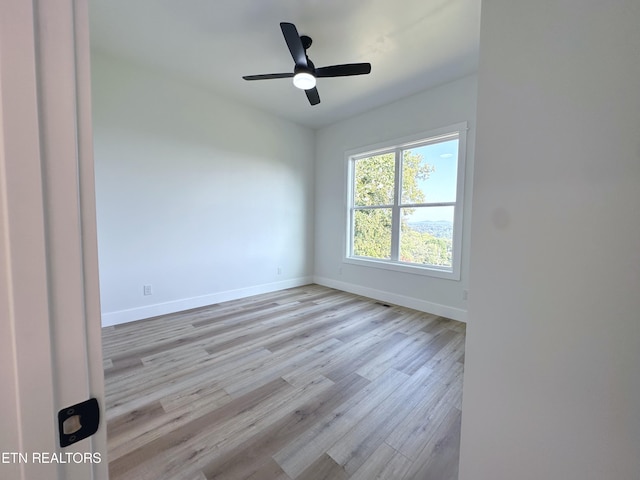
[354,153,395,206]
[401,139,458,204]
[353,208,392,259]
[400,206,454,267]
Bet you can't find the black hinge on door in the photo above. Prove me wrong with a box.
[57,398,100,447]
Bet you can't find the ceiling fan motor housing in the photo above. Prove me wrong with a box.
[294,62,315,76]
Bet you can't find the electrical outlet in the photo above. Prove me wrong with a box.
[143,284,152,296]
[277,266,282,275]
[462,289,468,301]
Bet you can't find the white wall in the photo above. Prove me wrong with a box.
[92,53,315,325]
[314,75,477,321]
[459,1,640,479]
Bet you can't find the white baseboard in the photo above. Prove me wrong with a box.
[313,276,467,323]
[101,277,314,327]
[102,275,467,327]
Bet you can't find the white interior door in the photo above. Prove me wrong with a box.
[0,1,107,479]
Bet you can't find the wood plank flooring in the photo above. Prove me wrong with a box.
[102,284,465,480]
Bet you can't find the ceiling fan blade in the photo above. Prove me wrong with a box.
[280,22,308,67]
[305,87,320,106]
[315,63,372,77]
[243,73,294,81]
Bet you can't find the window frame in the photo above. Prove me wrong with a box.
[344,122,468,280]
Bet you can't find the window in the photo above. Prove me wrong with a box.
[345,123,467,279]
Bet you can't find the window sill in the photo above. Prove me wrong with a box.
[343,256,460,280]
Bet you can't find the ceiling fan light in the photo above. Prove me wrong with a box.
[293,72,316,90]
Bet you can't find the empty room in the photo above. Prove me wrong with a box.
[92,1,477,478]
[1,1,638,480]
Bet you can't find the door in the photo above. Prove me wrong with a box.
[0,1,107,479]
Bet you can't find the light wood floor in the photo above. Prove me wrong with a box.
[102,284,465,480]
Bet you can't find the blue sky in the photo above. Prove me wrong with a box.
[404,139,458,222]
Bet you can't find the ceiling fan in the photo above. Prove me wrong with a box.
[242,22,372,106]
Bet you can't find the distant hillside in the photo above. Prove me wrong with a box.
[406,220,453,239]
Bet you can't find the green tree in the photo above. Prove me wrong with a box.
[352,153,396,259]
[399,227,451,265]
[353,151,452,267]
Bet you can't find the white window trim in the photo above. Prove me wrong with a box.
[343,122,468,280]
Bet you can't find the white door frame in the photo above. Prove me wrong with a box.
[0,1,107,479]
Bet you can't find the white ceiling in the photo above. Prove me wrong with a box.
[88,0,481,129]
